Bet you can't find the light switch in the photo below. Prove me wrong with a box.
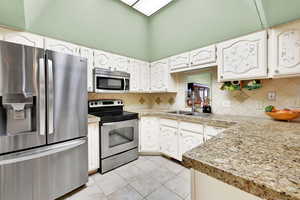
[267,91,276,101]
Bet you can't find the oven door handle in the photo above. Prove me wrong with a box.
[102,122,117,126]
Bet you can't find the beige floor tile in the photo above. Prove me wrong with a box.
[146,186,182,200]
[129,174,162,197]
[134,159,159,172]
[107,185,143,200]
[94,172,128,195]
[165,176,190,199]
[148,167,176,184]
[114,164,145,182]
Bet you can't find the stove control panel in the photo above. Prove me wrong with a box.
[89,99,123,108]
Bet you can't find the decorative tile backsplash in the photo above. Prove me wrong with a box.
[89,68,300,119]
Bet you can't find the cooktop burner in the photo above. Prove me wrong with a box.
[88,99,138,123]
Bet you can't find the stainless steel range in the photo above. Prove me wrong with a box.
[0,40,88,200]
[88,99,139,174]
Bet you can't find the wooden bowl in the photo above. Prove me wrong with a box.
[265,111,300,121]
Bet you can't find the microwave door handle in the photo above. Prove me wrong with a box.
[38,58,46,136]
[47,59,54,135]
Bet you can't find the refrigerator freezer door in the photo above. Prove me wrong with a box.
[0,41,47,154]
[46,50,87,144]
[0,138,88,200]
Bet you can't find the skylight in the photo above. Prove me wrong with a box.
[120,0,173,16]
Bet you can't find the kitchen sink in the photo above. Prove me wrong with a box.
[168,110,211,117]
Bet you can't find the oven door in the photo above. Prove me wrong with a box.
[94,75,126,92]
[101,119,138,158]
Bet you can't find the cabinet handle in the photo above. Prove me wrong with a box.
[274,70,279,73]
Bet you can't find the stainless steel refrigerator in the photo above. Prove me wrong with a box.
[0,40,88,200]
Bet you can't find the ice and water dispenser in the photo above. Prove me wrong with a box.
[0,42,38,135]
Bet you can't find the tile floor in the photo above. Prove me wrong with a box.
[58,156,191,200]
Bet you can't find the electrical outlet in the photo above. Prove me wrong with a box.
[267,91,276,101]
[222,100,231,108]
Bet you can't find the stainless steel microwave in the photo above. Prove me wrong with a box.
[94,68,130,93]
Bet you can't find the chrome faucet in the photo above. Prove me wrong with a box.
[191,91,196,113]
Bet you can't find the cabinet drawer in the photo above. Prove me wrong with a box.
[160,118,178,127]
[180,122,203,134]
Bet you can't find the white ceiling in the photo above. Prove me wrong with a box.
[120,0,173,16]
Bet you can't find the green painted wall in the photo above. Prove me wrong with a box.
[0,0,25,29]
[148,0,263,61]
[23,0,149,60]
[2,0,300,62]
[259,0,300,27]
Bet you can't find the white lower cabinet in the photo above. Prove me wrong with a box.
[191,170,262,200]
[88,122,100,172]
[139,117,160,152]
[160,119,180,160]
[179,122,204,161]
[204,126,225,141]
[139,117,221,161]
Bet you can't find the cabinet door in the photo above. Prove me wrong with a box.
[204,126,225,141]
[80,47,94,92]
[160,125,179,160]
[112,55,130,71]
[190,45,216,67]
[93,50,113,70]
[3,31,44,48]
[45,38,79,55]
[150,60,168,92]
[169,52,190,73]
[217,31,267,81]
[88,123,100,172]
[179,130,203,160]
[269,21,300,77]
[129,59,140,92]
[139,61,150,92]
[140,117,159,152]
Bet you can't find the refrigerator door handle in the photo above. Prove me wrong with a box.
[39,58,46,136]
[47,59,54,135]
[0,138,86,166]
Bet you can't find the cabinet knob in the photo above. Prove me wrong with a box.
[220,75,224,79]
[274,70,279,73]
[191,62,193,65]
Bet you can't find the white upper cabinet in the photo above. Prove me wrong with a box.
[45,38,79,55]
[217,30,268,82]
[93,50,113,70]
[169,52,190,73]
[128,59,140,92]
[139,61,150,92]
[190,45,216,68]
[2,31,44,48]
[150,59,176,92]
[112,55,130,72]
[269,20,300,77]
[80,47,94,92]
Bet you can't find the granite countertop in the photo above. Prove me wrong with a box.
[128,109,300,200]
[183,120,300,200]
[88,114,100,123]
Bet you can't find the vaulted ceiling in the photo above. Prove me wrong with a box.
[0,0,300,61]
